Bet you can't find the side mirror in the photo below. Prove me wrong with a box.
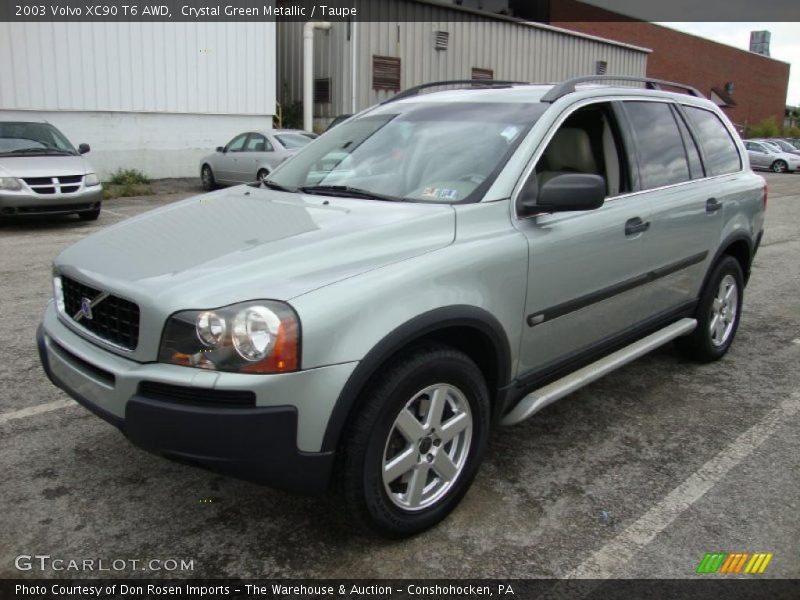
[518,173,606,216]
[216,146,225,153]
[78,143,90,154]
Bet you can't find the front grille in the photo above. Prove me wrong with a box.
[61,276,140,351]
[138,382,256,408]
[23,175,83,194]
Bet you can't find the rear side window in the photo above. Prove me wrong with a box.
[624,101,690,190]
[683,106,742,176]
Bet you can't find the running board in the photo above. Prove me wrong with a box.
[501,318,697,426]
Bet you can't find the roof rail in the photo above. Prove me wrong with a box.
[382,79,530,104]
[540,75,704,103]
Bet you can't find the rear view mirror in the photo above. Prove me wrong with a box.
[216,146,225,153]
[78,143,90,154]
[518,173,606,215]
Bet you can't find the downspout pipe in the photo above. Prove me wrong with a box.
[303,21,331,133]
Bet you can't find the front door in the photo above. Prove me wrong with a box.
[514,100,653,378]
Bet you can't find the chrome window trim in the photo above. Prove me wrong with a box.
[509,94,747,222]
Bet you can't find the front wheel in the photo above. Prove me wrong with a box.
[771,160,787,173]
[201,164,216,190]
[257,168,270,184]
[676,255,743,362]
[340,344,490,537]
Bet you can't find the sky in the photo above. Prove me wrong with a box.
[660,22,800,106]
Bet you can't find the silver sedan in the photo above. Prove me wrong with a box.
[200,129,316,189]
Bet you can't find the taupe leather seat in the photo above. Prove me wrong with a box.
[538,128,599,188]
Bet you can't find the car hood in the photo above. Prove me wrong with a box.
[0,155,93,177]
[55,185,456,310]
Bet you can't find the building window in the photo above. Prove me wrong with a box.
[471,67,494,80]
[373,55,401,92]
[434,30,449,50]
[595,60,608,75]
[314,78,331,104]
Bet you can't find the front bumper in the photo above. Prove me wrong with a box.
[0,186,102,216]
[37,303,356,494]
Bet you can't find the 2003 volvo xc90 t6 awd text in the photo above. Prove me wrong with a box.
[38,77,765,537]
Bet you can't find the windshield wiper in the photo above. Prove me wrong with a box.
[260,179,297,193]
[299,185,403,202]
[10,147,74,155]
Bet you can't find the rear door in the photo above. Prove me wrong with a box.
[744,142,767,168]
[631,101,743,318]
[238,133,274,181]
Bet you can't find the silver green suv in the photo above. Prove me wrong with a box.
[37,77,766,537]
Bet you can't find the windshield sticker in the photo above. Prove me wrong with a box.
[500,125,521,142]
[422,187,458,200]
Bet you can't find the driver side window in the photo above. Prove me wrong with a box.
[226,134,247,153]
[534,102,630,199]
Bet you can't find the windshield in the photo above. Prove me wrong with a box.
[269,100,545,203]
[275,133,313,150]
[0,122,77,156]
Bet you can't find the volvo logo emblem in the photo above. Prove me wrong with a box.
[73,292,109,322]
[78,297,93,320]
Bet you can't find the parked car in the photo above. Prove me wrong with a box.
[39,77,765,537]
[0,120,102,220]
[744,139,800,173]
[784,138,800,150]
[325,114,352,132]
[760,138,800,156]
[200,129,314,189]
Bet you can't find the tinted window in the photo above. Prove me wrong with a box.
[624,101,690,189]
[683,107,742,175]
[674,109,704,179]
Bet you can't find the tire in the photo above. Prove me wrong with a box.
[257,168,270,184]
[676,255,744,362]
[771,160,787,173]
[201,164,216,190]
[78,207,101,221]
[340,344,491,538]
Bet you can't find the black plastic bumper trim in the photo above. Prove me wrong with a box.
[37,324,334,495]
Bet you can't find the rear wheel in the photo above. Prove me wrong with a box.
[676,255,743,362]
[340,344,490,537]
[771,160,787,173]
[201,164,216,190]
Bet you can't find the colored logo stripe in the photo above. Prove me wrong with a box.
[696,552,773,574]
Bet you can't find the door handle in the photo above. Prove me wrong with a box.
[706,197,722,213]
[625,217,650,236]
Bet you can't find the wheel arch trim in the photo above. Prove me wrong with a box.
[320,305,512,452]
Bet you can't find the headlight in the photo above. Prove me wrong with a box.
[0,177,22,191]
[159,300,300,373]
[84,173,100,186]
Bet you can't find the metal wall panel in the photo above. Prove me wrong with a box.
[277,0,648,127]
[0,22,276,115]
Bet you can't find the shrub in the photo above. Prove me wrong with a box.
[746,117,780,139]
[784,125,800,138]
[107,168,150,186]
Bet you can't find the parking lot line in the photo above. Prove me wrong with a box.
[0,398,74,425]
[565,393,800,579]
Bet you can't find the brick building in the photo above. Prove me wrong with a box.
[546,0,790,131]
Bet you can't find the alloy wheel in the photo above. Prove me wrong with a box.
[382,383,473,511]
[709,274,738,347]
